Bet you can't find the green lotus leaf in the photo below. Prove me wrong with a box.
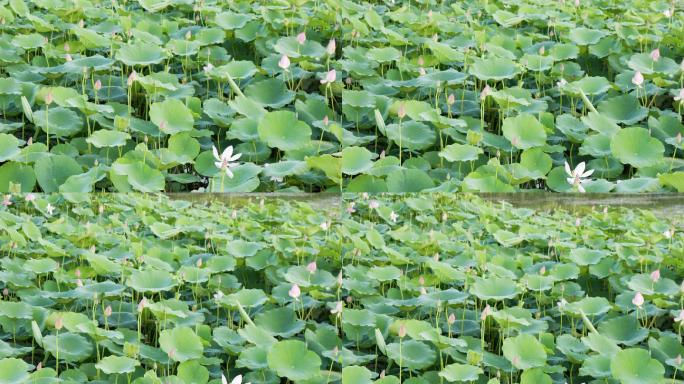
[502,113,547,149]
[245,78,295,109]
[627,53,679,75]
[254,307,305,338]
[149,99,194,134]
[341,146,376,175]
[214,11,253,29]
[33,107,83,138]
[471,277,520,300]
[386,340,436,370]
[34,155,83,193]
[610,127,664,168]
[116,42,166,66]
[520,368,552,384]
[386,168,434,192]
[439,143,483,162]
[597,95,648,125]
[470,58,519,81]
[439,363,483,382]
[86,130,130,148]
[367,47,402,62]
[95,355,140,374]
[258,111,311,151]
[267,340,321,381]
[568,27,607,45]
[610,348,664,384]
[502,334,547,370]
[0,358,30,384]
[0,133,21,162]
[127,269,177,293]
[43,333,93,362]
[342,365,373,384]
[159,326,204,362]
[597,316,648,346]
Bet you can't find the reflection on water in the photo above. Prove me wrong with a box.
[168,192,684,215]
[477,193,684,215]
[167,192,340,209]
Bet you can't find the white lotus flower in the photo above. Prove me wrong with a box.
[212,145,242,178]
[222,373,250,384]
[565,161,594,193]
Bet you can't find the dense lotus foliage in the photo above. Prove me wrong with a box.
[0,0,684,192]
[0,193,681,383]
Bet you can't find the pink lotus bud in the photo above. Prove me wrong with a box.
[632,292,644,307]
[321,69,336,84]
[296,32,306,44]
[480,84,491,100]
[448,313,456,325]
[397,103,406,119]
[481,304,492,320]
[306,261,317,273]
[54,317,63,330]
[650,48,660,62]
[127,71,137,86]
[138,297,147,312]
[288,284,301,299]
[447,93,455,105]
[632,71,644,86]
[278,55,290,71]
[45,92,53,105]
[94,80,102,91]
[326,39,336,55]
[398,323,407,338]
[104,305,112,317]
[323,115,329,126]
[650,269,661,282]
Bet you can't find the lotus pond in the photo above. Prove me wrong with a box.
[0,192,682,383]
[1,0,684,192]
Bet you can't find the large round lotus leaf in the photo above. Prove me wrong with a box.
[25,258,58,274]
[245,78,295,108]
[209,163,261,193]
[343,90,376,108]
[222,289,268,308]
[568,28,607,45]
[342,365,373,384]
[149,99,194,134]
[217,61,258,79]
[439,143,483,162]
[0,358,30,384]
[470,277,520,300]
[267,340,321,381]
[564,296,611,316]
[582,112,620,136]
[520,368,552,384]
[439,363,483,382]
[257,111,311,151]
[550,43,579,60]
[463,172,515,192]
[95,355,140,374]
[610,127,664,168]
[569,76,612,95]
[33,107,82,138]
[159,326,204,362]
[34,155,82,192]
[254,307,305,337]
[284,265,336,288]
[515,147,552,179]
[385,121,436,151]
[0,78,22,95]
[274,36,325,59]
[660,172,684,192]
[227,239,263,258]
[86,130,130,148]
[367,265,402,282]
[11,33,45,49]
[502,334,547,370]
[597,316,648,346]
[502,114,547,149]
[521,54,554,72]
[568,248,607,266]
[126,161,165,192]
[367,47,402,62]
[0,134,20,162]
[610,348,664,384]
[386,168,434,192]
[127,269,177,293]
[43,333,94,362]
[116,42,166,66]
[627,273,679,296]
[341,146,375,175]
[0,162,35,192]
[164,132,200,164]
[0,301,33,319]
[614,177,661,193]
[262,160,308,178]
[598,95,648,125]
[214,11,253,29]
[627,53,679,75]
[470,58,519,80]
[177,360,209,384]
[386,340,436,370]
